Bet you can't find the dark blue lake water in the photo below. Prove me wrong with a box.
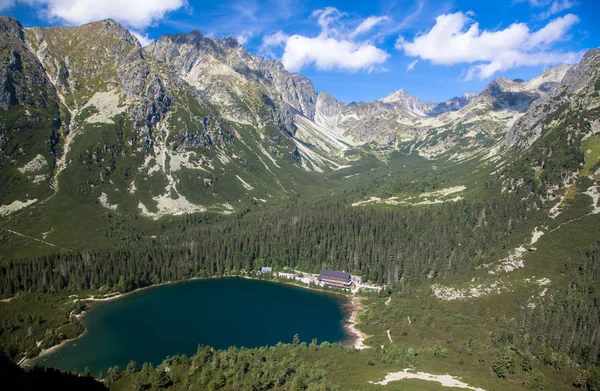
[30,277,348,374]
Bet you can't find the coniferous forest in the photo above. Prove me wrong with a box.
[0,192,529,296]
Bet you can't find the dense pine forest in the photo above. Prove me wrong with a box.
[0,191,530,296]
[511,244,600,367]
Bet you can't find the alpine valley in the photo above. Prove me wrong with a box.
[1,15,600,391]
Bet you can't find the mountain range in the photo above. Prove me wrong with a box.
[1,16,599,220]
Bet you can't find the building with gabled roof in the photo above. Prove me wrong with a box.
[318,269,352,288]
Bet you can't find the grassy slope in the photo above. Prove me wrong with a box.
[0,149,597,389]
[354,176,600,390]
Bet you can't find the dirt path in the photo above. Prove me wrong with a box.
[387,329,393,343]
[3,228,69,250]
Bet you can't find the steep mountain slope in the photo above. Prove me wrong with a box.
[146,30,317,123]
[145,30,352,161]
[0,17,351,226]
[507,51,600,149]
[0,16,63,212]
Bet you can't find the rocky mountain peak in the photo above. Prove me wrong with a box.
[380,88,414,104]
[316,91,344,117]
[0,16,57,110]
[0,16,24,39]
[220,36,241,49]
[525,65,572,93]
[482,77,521,96]
[146,29,318,120]
[318,91,337,101]
[379,88,433,117]
[562,49,600,93]
[506,51,598,148]
[72,18,141,49]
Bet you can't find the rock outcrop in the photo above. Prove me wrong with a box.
[506,52,598,148]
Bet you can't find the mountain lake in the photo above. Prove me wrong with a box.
[28,277,349,374]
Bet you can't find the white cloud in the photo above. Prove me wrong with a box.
[396,11,581,79]
[262,7,389,73]
[527,0,551,6]
[540,0,576,18]
[350,15,389,38]
[20,0,186,29]
[521,0,577,19]
[0,0,15,12]
[131,30,153,47]
[282,35,390,72]
[262,30,289,47]
[406,59,418,71]
[260,30,289,58]
[236,32,253,45]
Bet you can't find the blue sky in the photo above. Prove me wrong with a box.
[2,0,599,103]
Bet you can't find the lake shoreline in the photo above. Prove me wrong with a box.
[343,296,370,349]
[21,274,367,369]
[21,327,89,368]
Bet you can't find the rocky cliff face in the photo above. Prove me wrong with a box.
[145,31,317,133]
[506,53,599,148]
[25,19,183,146]
[0,17,56,110]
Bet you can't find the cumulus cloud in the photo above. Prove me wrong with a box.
[406,59,418,71]
[261,7,389,72]
[260,30,289,58]
[19,0,185,29]
[396,11,581,79]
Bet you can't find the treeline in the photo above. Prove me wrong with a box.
[0,191,532,297]
[107,341,342,391]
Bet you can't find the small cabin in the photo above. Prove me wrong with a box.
[318,269,352,288]
[261,266,272,274]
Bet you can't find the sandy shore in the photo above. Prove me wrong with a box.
[344,296,370,350]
